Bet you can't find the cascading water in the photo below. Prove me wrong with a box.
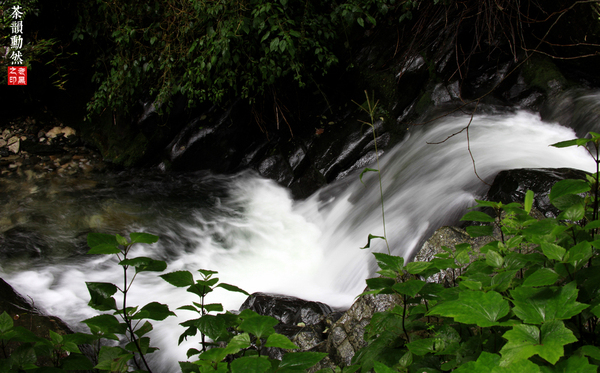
[0,109,598,371]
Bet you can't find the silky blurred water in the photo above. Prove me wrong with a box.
[1,110,597,371]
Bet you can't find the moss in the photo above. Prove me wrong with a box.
[81,111,149,167]
[414,91,433,116]
[521,54,568,94]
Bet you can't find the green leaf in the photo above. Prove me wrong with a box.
[466,225,494,237]
[372,252,404,273]
[461,211,495,223]
[510,282,588,324]
[366,277,395,290]
[361,234,386,250]
[584,220,600,230]
[563,241,592,268]
[522,219,559,236]
[406,337,437,356]
[130,232,159,244]
[86,282,118,311]
[279,352,328,370]
[119,257,167,272]
[0,311,13,333]
[486,250,504,268]
[198,269,218,277]
[550,355,597,373]
[557,203,585,221]
[116,234,128,246]
[550,139,581,148]
[522,268,560,287]
[524,190,534,214]
[161,271,195,287]
[359,168,379,185]
[373,361,398,373]
[490,270,518,292]
[94,346,132,371]
[270,37,280,52]
[392,279,425,297]
[541,242,566,261]
[577,345,600,360]
[132,302,175,320]
[453,351,541,373]
[125,336,152,355]
[265,333,298,349]
[82,314,126,334]
[428,290,510,327]
[406,261,432,275]
[499,320,577,365]
[87,233,120,254]
[549,179,590,202]
[216,283,250,296]
[230,356,271,373]
[203,303,224,313]
[357,17,364,27]
[197,314,227,340]
[10,344,38,370]
[239,314,278,339]
[134,321,153,338]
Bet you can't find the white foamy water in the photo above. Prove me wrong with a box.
[2,110,597,371]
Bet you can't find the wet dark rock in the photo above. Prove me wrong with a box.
[239,292,337,360]
[240,292,333,327]
[486,168,588,218]
[0,227,49,259]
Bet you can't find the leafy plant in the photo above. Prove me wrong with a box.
[0,310,94,372]
[353,132,600,372]
[74,0,399,118]
[161,269,328,372]
[354,90,390,254]
[84,232,174,373]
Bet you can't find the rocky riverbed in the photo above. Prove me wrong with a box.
[0,118,108,180]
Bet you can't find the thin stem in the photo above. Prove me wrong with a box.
[402,294,410,343]
[371,124,390,255]
[121,246,153,373]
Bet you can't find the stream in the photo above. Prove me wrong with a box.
[1,107,598,371]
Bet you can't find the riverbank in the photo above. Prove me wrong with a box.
[1,116,108,180]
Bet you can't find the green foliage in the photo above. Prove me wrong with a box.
[0,310,95,372]
[84,231,172,372]
[353,132,600,372]
[74,0,399,116]
[161,268,327,372]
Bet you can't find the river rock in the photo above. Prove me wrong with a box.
[486,168,588,218]
[46,126,76,139]
[7,136,20,154]
[239,292,337,359]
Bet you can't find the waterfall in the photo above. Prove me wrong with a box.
[0,109,597,372]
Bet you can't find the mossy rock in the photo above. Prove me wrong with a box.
[82,111,149,167]
[521,54,568,95]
